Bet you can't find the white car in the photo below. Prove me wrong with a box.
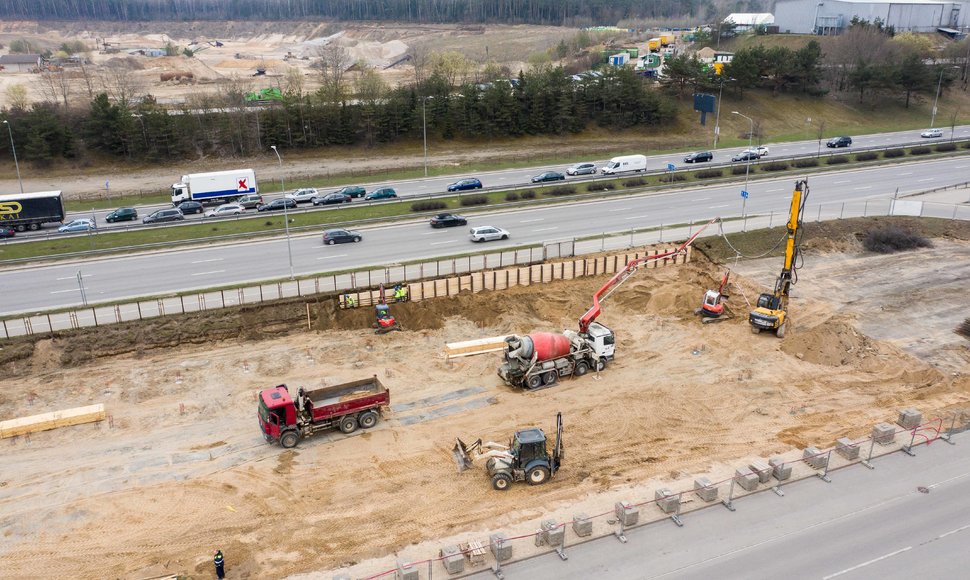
[205,203,245,218]
[742,145,769,157]
[285,188,319,203]
[58,218,97,233]
[920,128,943,138]
[469,225,510,243]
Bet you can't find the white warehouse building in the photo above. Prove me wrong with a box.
[775,0,970,34]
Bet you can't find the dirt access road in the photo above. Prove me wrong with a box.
[0,228,968,578]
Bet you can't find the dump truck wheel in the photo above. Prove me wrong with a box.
[526,375,542,389]
[491,472,513,491]
[542,371,557,386]
[574,361,589,377]
[358,410,379,429]
[527,466,550,485]
[339,415,359,434]
[280,431,299,449]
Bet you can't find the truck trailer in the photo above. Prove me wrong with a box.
[171,168,257,206]
[0,191,66,231]
[257,376,389,448]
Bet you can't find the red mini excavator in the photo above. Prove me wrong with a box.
[697,271,730,322]
[373,284,402,334]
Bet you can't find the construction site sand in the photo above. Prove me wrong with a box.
[0,243,968,578]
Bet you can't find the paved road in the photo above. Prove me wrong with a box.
[2,156,968,314]
[23,124,970,239]
[467,433,970,579]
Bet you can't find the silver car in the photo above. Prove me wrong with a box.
[285,188,319,203]
[469,225,510,243]
[566,162,597,176]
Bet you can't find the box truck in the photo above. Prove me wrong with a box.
[171,169,257,206]
[0,190,66,231]
[601,155,647,175]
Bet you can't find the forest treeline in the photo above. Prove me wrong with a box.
[0,0,707,25]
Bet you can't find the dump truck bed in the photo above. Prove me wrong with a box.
[305,376,389,422]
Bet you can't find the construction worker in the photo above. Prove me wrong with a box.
[344,294,357,308]
[394,284,407,302]
[213,550,225,579]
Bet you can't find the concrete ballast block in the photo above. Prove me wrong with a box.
[541,519,564,547]
[749,460,771,484]
[655,488,681,514]
[395,559,419,580]
[872,422,896,445]
[836,437,860,460]
[439,545,464,575]
[490,533,512,562]
[615,501,639,527]
[694,477,718,501]
[735,466,759,491]
[333,575,351,580]
[803,446,829,470]
[898,408,923,430]
[572,513,593,537]
[769,457,792,481]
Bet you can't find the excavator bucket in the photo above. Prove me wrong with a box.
[452,437,480,472]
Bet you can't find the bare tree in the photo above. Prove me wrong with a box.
[75,58,98,100]
[98,62,145,109]
[282,66,305,97]
[314,43,351,104]
[353,62,389,104]
[826,26,896,92]
[215,73,255,106]
[408,43,431,86]
[37,68,73,107]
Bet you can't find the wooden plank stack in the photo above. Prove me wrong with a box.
[444,336,509,359]
[0,403,105,438]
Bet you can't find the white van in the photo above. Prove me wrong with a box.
[600,154,647,175]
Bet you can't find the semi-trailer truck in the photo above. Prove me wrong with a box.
[257,376,389,448]
[171,169,257,206]
[0,190,66,231]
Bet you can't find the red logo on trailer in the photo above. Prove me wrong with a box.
[238,178,248,191]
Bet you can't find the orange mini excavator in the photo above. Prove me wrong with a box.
[373,284,402,334]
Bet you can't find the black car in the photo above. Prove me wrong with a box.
[313,193,351,205]
[322,228,362,245]
[532,171,565,183]
[826,136,852,148]
[334,185,367,198]
[684,151,714,163]
[177,201,204,214]
[257,198,297,212]
[430,213,468,228]
[143,208,185,224]
[105,207,138,222]
[731,151,761,162]
[447,178,483,192]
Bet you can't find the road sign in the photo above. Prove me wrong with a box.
[667,163,676,171]
[741,190,749,199]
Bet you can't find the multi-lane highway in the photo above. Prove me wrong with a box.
[4,155,969,314]
[23,124,970,237]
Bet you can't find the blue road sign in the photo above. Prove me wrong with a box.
[741,190,749,199]
[667,163,676,171]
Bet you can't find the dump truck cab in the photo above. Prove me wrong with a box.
[257,385,297,444]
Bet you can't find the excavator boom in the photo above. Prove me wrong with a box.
[578,218,718,333]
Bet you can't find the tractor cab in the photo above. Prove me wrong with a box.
[511,427,549,467]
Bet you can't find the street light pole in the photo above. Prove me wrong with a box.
[931,67,948,128]
[732,110,754,219]
[270,145,295,280]
[2,119,24,194]
[131,113,148,148]
[422,96,429,177]
[713,77,724,149]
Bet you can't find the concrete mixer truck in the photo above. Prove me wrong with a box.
[498,218,718,390]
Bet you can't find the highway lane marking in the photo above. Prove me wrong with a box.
[854,186,872,190]
[56,275,93,280]
[533,227,558,232]
[190,270,226,276]
[692,197,711,202]
[709,204,729,209]
[519,218,544,223]
[316,254,347,260]
[834,180,851,184]
[191,258,224,264]
[430,240,456,245]
[917,178,935,182]
[898,172,913,176]
[624,215,650,220]
[936,522,970,540]
[50,288,80,294]
[764,189,782,193]
[821,546,912,579]
[609,207,632,212]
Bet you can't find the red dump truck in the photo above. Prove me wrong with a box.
[257,376,389,448]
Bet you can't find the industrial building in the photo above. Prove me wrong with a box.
[774,0,970,34]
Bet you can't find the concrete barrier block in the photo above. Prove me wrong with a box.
[439,545,464,575]
[572,513,593,537]
[769,457,792,481]
[395,559,419,580]
[836,437,860,460]
[490,533,512,562]
[654,488,681,514]
[749,460,771,484]
[898,408,922,430]
[542,519,564,547]
[735,466,759,491]
[872,422,896,445]
[333,575,351,580]
[803,446,829,470]
[615,501,639,527]
[694,477,718,502]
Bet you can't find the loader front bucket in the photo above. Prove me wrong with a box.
[452,437,477,472]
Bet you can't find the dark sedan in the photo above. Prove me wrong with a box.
[684,151,713,163]
[447,178,483,192]
[313,193,352,205]
[532,171,565,183]
[257,198,297,212]
[177,200,204,214]
[731,151,761,162]
[322,228,362,245]
[430,213,468,228]
[334,185,367,198]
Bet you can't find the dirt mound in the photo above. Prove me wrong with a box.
[781,317,877,366]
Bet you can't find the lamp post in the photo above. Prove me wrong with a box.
[270,145,295,280]
[131,113,148,148]
[713,76,724,149]
[421,96,430,177]
[2,119,24,194]
[930,66,959,128]
[732,110,754,219]
[813,2,825,35]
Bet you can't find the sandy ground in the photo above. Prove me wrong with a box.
[1,239,968,578]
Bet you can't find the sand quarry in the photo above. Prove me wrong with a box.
[1,234,969,578]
